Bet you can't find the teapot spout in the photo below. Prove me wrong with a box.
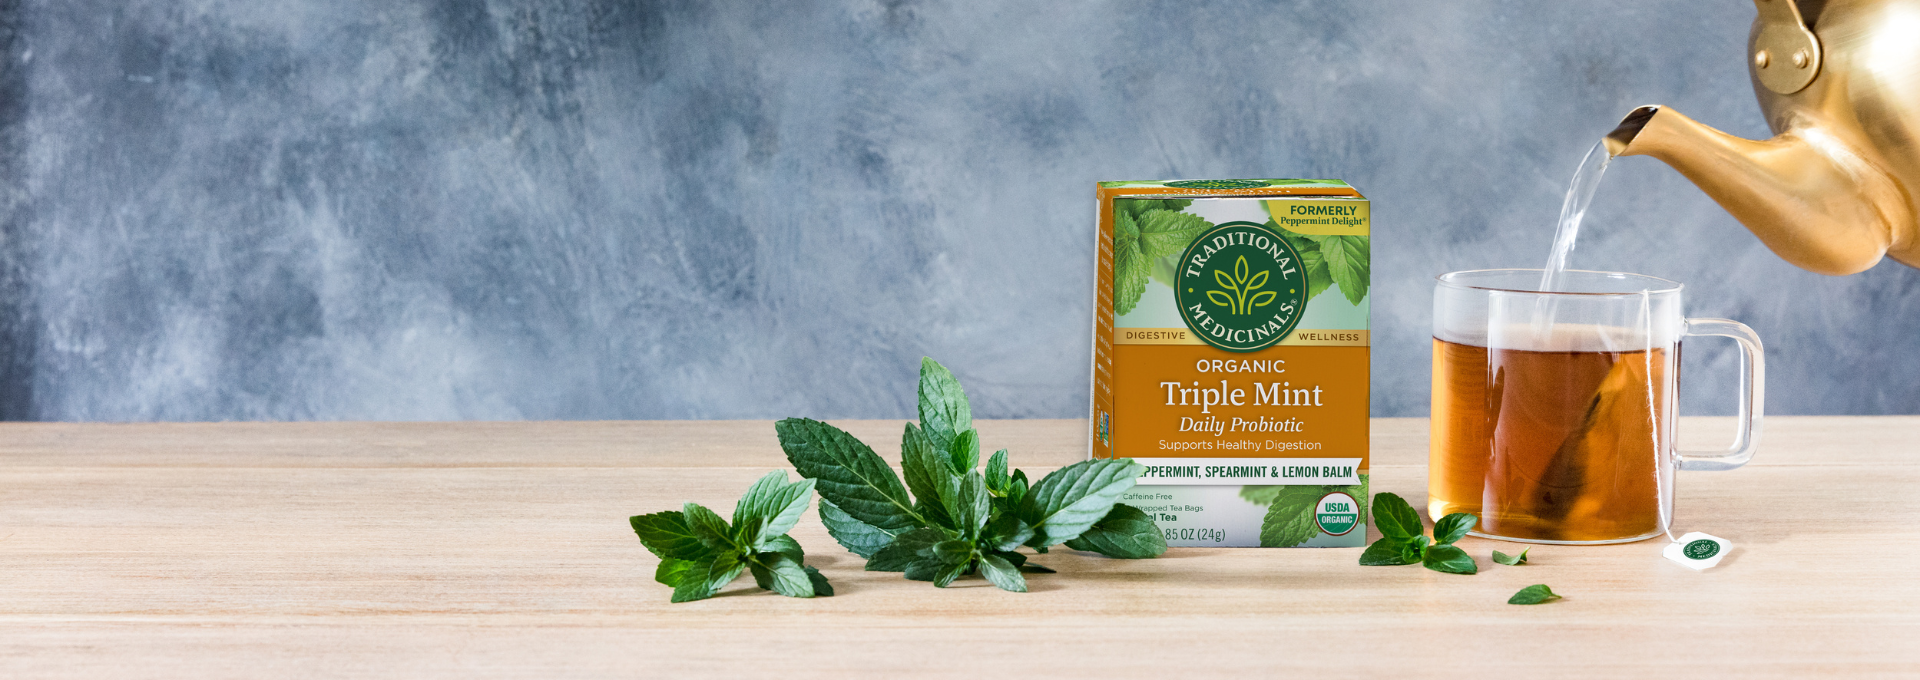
[1606,105,1908,276]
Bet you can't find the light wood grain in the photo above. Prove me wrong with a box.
[1,417,1916,678]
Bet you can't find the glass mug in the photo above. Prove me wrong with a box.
[1429,269,1763,544]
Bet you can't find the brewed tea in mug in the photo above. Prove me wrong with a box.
[1429,269,1763,544]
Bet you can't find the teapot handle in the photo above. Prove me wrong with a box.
[1675,319,1765,471]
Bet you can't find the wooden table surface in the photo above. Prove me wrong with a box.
[2,417,1917,678]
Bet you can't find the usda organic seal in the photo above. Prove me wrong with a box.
[1314,492,1360,536]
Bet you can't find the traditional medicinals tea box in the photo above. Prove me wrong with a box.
[1091,179,1370,547]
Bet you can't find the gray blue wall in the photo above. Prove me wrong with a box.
[0,0,1912,421]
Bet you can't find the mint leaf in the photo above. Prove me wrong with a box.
[917,357,972,452]
[1371,492,1423,544]
[630,511,714,561]
[777,417,924,532]
[997,550,1056,573]
[1021,458,1145,546]
[636,470,832,604]
[804,566,834,597]
[1257,486,1326,548]
[1493,548,1530,566]
[731,470,788,532]
[762,553,817,598]
[947,428,980,474]
[1432,512,1477,546]
[933,562,967,588]
[979,553,1028,593]
[1320,235,1370,305]
[984,515,1035,552]
[985,449,1010,494]
[672,551,747,603]
[681,503,735,552]
[933,539,974,565]
[1114,230,1149,316]
[866,527,948,572]
[1508,584,1561,605]
[655,557,698,586]
[1136,209,1212,259]
[1422,545,1477,575]
[761,534,804,563]
[903,555,946,582]
[818,499,897,558]
[1118,198,1193,217]
[1063,503,1168,558]
[943,472,990,538]
[1269,220,1334,302]
[899,423,956,530]
[732,472,815,547]
[1359,538,1418,566]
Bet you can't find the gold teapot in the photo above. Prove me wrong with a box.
[1605,0,1920,275]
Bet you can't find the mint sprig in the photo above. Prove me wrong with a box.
[631,471,834,602]
[779,358,1166,592]
[1357,492,1479,575]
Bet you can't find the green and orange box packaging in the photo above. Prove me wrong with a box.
[1091,179,1370,547]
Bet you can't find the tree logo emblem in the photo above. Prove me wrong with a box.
[1165,179,1270,189]
[1174,222,1308,352]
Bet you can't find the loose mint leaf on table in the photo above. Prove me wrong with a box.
[1063,503,1168,558]
[1432,512,1477,546]
[1492,548,1530,566]
[1508,584,1562,605]
[781,357,1166,592]
[630,471,833,603]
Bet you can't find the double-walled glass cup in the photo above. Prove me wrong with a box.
[1430,269,1763,544]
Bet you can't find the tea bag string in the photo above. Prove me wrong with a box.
[1641,288,1677,543]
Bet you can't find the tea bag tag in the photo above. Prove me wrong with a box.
[1662,532,1731,570]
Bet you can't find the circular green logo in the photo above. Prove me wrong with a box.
[1682,539,1720,560]
[1165,179,1270,189]
[1174,221,1309,352]
[1315,492,1360,536]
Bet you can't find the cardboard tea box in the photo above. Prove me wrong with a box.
[1091,179,1370,547]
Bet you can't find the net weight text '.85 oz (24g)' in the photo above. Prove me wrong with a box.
[1162,526,1225,543]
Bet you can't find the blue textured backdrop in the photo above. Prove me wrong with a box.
[0,0,1913,421]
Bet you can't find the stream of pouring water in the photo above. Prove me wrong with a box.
[1538,139,1614,292]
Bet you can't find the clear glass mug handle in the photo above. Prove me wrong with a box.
[1676,318,1765,471]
